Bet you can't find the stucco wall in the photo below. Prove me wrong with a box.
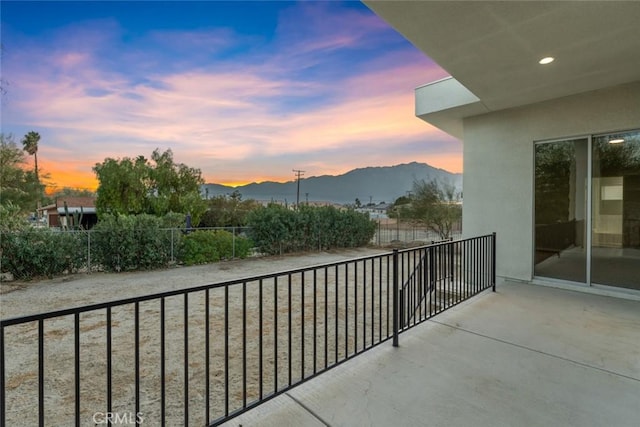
[462,81,640,281]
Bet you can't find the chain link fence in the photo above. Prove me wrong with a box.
[0,227,252,279]
[2,221,462,280]
[372,219,462,246]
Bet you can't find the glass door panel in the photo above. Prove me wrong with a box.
[591,130,640,290]
[534,138,588,283]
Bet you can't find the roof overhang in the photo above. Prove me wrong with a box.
[364,1,640,138]
[57,207,97,215]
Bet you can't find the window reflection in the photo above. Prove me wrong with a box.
[592,130,640,289]
[534,139,588,283]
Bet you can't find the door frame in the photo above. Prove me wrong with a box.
[532,135,593,286]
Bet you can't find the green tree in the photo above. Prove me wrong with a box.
[407,179,462,239]
[388,195,412,219]
[147,149,206,221]
[0,134,41,215]
[93,155,150,215]
[49,187,96,198]
[21,131,41,184]
[93,148,206,224]
[199,192,262,228]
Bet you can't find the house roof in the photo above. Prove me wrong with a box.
[55,197,96,208]
[364,1,640,138]
[38,197,97,213]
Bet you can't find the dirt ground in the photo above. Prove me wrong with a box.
[1,247,393,427]
[0,247,386,319]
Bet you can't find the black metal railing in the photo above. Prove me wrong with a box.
[0,233,495,427]
[396,235,495,333]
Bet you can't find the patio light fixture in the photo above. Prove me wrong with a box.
[538,57,554,65]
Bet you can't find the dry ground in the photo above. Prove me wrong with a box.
[1,247,395,427]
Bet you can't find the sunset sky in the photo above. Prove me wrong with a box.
[1,1,460,191]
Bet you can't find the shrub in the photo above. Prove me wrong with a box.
[1,228,87,280]
[133,214,171,270]
[161,211,189,228]
[0,202,29,232]
[92,214,170,272]
[178,230,253,265]
[246,204,376,255]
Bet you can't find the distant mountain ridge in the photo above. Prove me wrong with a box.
[201,162,462,205]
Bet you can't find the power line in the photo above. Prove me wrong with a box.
[293,169,305,208]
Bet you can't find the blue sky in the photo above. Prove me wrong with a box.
[1,0,459,190]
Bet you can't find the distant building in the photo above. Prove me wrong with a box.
[305,200,342,208]
[38,197,98,229]
[356,203,392,219]
[251,199,343,209]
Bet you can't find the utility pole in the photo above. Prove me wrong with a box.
[293,169,305,208]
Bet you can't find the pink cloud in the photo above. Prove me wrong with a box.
[4,12,460,190]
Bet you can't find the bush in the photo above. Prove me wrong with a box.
[1,228,87,280]
[92,214,171,272]
[0,212,254,280]
[246,204,376,255]
[178,230,253,266]
[0,202,29,232]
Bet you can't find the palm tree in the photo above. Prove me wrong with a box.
[22,131,40,183]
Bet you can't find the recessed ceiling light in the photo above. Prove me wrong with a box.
[609,138,624,144]
[539,57,554,65]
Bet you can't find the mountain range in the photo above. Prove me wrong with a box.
[201,162,462,205]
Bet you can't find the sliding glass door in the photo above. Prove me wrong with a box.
[534,138,588,283]
[534,129,640,291]
[591,130,640,290]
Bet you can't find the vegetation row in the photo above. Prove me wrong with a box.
[1,205,376,280]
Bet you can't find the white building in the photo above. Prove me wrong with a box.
[365,1,640,294]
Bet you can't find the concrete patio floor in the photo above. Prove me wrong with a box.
[222,281,640,427]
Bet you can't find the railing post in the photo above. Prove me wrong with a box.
[449,238,454,278]
[87,230,91,273]
[492,232,497,292]
[392,249,399,347]
[422,248,429,301]
[399,288,404,329]
[429,247,435,291]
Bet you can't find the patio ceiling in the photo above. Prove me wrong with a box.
[364,1,640,137]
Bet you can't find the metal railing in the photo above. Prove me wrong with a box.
[396,235,495,333]
[373,220,462,245]
[0,233,496,426]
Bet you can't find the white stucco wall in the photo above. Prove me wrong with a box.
[462,81,640,281]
